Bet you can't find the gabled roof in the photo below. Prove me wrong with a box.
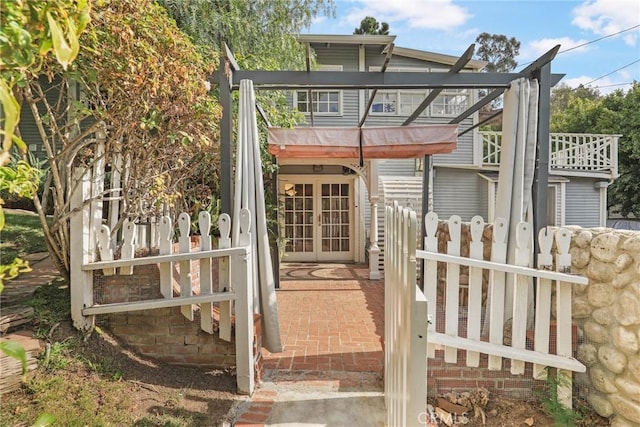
[386,46,486,71]
[297,34,487,71]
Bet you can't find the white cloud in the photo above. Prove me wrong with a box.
[572,0,640,46]
[344,0,471,31]
[519,37,589,61]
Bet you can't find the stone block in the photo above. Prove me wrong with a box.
[577,343,598,367]
[584,321,610,343]
[593,307,615,326]
[588,282,617,308]
[587,260,616,284]
[590,364,619,393]
[612,326,639,354]
[598,345,627,374]
[575,230,593,249]
[591,233,620,262]
[614,292,640,326]
[610,394,640,424]
[614,376,640,403]
[588,391,614,417]
[615,254,635,273]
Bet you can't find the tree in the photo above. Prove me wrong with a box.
[551,83,601,119]
[354,16,390,35]
[9,0,224,279]
[474,32,521,73]
[0,0,90,284]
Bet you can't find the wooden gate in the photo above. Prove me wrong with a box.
[384,205,588,426]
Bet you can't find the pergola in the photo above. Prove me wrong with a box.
[211,40,564,273]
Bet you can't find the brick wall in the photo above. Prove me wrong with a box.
[428,350,546,400]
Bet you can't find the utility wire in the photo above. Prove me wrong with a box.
[518,24,640,67]
[559,24,640,54]
[583,59,640,86]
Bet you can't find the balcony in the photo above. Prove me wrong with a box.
[480,131,620,179]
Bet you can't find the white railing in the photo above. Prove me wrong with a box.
[384,204,428,427]
[69,167,255,395]
[421,212,587,409]
[480,131,620,177]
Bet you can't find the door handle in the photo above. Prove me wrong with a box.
[318,214,321,226]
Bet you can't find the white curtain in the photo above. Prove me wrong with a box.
[232,79,283,352]
[486,78,539,332]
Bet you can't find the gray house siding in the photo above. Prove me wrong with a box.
[565,177,602,227]
[432,167,487,221]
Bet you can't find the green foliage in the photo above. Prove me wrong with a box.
[354,16,390,35]
[536,369,583,426]
[0,212,48,266]
[28,280,71,339]
[0,0,90,164]
[0,340,27,380]
[474,32,521,73]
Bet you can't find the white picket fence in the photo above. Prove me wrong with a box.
[385,204,428,427]
[385,205,589,426]
[69,167,255,395]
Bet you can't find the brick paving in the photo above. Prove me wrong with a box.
[233,263,385,426]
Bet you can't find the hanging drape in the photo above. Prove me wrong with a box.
[232,79,282,353]
[485,78,539,333]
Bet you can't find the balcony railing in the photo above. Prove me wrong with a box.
[480,131,620,178]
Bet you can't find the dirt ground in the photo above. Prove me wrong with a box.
[1,321,241,426]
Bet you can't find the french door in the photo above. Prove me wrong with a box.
[280,177,353,262]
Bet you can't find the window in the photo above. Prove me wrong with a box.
[294,64,342,115]
[431,68,470,117]
[432,89,469,117]
[296,91,341,113]
[369,66,429,117]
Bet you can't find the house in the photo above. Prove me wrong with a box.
[271,34,619,276]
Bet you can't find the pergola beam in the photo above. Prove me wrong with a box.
[359,43,395,127]
[403,44,475,126]
[449,45,561,124]
[231,70,541,90]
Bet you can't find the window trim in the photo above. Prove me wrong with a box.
[294,64,343,116]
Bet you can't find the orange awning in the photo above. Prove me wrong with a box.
[267,125,458,159]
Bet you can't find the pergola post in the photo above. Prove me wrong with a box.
[368,160,381,280]
[532,62,551,257]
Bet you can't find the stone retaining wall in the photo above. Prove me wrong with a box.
[569,227,640,426]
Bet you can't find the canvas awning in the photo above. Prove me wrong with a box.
[267,124,458,159]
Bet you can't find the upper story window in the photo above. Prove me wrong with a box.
[370,67,428,117]
[294,65,342,115]
[368,66,471,118]
[431,68,470,117]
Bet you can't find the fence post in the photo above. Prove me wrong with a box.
[178,212,194,321]
[97,225,115,276]
[444,215,461,363]
[159,216,173,298]
[199,212,214,334]
[407,210,427,426]
[510,222,532,375]
[234,208,254,395]
[120,219,135,275]
[69,167,95,331]
[424,212,438,359]
[534,227,554,379]
[467,216,484,367]
[488,218,508,370]
[218,214,233,342]
[555,228,573,409]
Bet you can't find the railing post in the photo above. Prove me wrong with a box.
[369,160,381,280]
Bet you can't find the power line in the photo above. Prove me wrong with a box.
[583,59,640,86]
[518,24,640,67]
[559,24,640,54]
[588,82,634,89]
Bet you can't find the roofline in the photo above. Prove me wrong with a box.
[297,34,487,70]
[388,46,487,71]
[297,34,396,45]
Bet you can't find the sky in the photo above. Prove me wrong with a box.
[306,0,640,94]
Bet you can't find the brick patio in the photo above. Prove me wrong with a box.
[263,263,384,375]
[234,263,386,426]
